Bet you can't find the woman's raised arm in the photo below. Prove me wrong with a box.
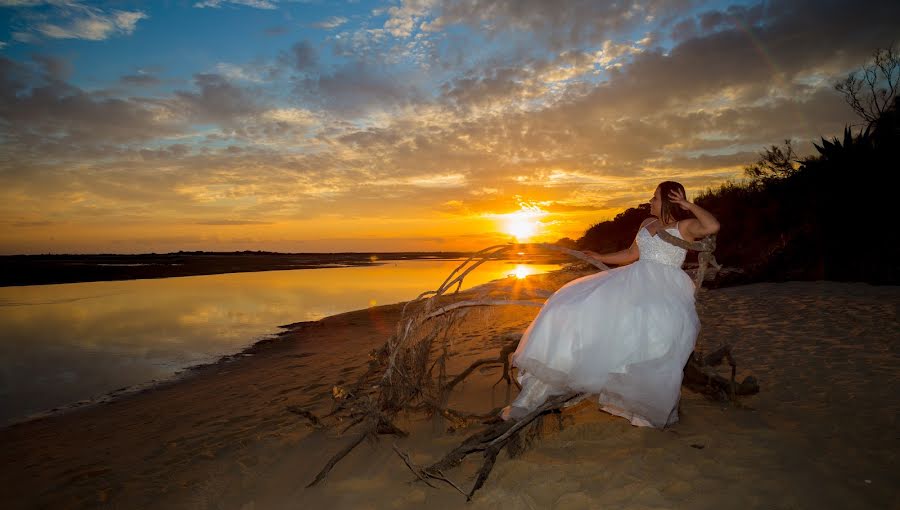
[667,190,720,241]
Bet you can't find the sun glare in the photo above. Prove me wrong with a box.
[502,201,547,242]
[506,214,538,241]
[512,265,532,279]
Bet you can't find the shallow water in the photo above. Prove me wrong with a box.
[0,260,559,425]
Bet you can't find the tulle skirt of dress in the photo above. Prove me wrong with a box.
[509,259,700,428]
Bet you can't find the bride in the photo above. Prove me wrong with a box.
[502,181,720,427]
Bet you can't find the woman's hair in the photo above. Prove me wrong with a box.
[657,181,692,223]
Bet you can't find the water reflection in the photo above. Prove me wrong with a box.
[512,264,532,279]
[0,260,559,424]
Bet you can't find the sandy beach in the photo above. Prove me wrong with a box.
[1,275,898,509]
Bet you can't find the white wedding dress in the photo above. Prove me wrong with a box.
[507,220,700,428]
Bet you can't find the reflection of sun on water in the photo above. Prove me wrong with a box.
[513,265,532,279]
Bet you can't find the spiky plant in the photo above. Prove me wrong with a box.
[812,125,874,162]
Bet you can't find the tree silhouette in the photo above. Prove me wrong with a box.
[835,46,900,126]
[743,140,800,182]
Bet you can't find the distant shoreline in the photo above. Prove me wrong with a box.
[0,251,562,287]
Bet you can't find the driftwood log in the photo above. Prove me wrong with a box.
[297,238,758,498]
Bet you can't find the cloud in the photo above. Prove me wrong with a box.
[383,0,436,38]
[196,219,273,225]
[120,72,162,87]
[0,49,321,168]
[193,0,277,9]
[111,10,145,32]
[0,57,298,159]
[216,62,267,83]
[279,40,318,72]
[37,9,147,41]
[0,0,53,6]
[440,65,535,110]
[12,32,38,44]
[302,0,899,200]
[572,0,900,121]
[174,73,264,124]
[329,27,390,60]
[0,56,185,149]
[313,16,349,29]
[436,50,605,113]
[378,173,468,188]
[424,0,691,50]
[30,53,72,80]
[3,1,147,42]
[138,144,191,160]
[294,60,424,116]
[592,40,645,69]
[262,107,317,125]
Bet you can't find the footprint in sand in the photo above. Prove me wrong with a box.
[277,384,307,395]
[62,466,112,484]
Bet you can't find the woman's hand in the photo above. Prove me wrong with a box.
[667,189,692,210]
[583,245,639,266]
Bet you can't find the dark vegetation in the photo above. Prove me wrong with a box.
[579,47,900,286]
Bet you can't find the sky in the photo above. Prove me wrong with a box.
[1,0,898,254]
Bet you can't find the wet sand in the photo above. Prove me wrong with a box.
[1,276,897,509]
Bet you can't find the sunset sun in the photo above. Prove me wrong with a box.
[498,199,549,243]
[504,212,540,242]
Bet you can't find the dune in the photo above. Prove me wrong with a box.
[1,274,897,509]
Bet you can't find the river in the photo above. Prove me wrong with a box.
[0,259,560,425]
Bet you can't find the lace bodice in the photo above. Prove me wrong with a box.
[636,225,687,267]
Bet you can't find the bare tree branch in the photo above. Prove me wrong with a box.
[835,45,900,125]
[306,428,371,488]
